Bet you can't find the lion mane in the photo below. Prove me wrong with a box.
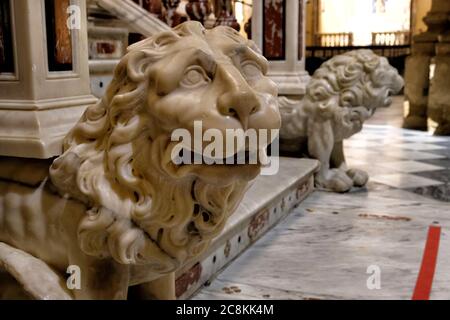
[280,49,404,140]
[305,49,403,118]
[49,22,250,272]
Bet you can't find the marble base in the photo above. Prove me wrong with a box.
[0,96,96,158]
[175,157,319,299]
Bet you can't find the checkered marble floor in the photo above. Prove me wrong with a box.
[345,124,450,202]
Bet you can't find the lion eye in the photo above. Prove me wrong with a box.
[180,66,210,88]
[241,61,262,80]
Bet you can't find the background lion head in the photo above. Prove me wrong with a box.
[305,49,404,139]
[49,21,280,273]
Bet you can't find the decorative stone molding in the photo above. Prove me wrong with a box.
[0,0,97,158]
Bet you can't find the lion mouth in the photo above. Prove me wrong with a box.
[177,148,267,166]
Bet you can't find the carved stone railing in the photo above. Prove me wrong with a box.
[314,32,353,47]
[372,31,411,46]
[95,0,170,36]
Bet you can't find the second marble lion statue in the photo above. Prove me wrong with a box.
[280,50,404,192]
[0,22,280,299]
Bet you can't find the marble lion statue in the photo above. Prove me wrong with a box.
[280,50,404,193]
[0,21,280,299]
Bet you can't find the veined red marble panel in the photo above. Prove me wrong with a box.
[263,0,285,60]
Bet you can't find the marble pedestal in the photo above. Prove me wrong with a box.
[175,157,319,299]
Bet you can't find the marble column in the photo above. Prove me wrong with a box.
[251,0,310,100]
[403,0,450,133]
[403,40,434,131]
[429,31,450,135]
[0,0,97,158]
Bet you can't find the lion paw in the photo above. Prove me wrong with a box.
[346,168,369,187]
[317,169,353,193]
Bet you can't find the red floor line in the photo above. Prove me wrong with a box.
[412,225,441,300]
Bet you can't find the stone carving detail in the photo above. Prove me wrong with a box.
[280,50,404,193]
[0,21,280,299]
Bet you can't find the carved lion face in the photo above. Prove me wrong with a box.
[137,22,280,184]
[50,22,280,274]
[306,49,404,140]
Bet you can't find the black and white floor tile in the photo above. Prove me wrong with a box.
[346,124,450,202]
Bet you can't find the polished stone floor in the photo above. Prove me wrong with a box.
[193,97,450,300]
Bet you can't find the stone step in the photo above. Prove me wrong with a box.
[175,157,319,299]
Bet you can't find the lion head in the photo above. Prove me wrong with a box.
[49,21,280,274]
[304,49,404,140]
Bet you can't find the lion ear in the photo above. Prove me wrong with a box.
[126,52,153,82]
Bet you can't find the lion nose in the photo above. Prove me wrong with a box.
[217,91,260,129]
